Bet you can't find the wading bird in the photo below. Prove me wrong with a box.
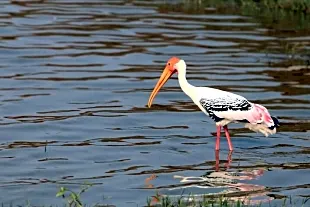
[147,57,279,151]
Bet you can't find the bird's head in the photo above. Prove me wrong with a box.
[147,56,186,108]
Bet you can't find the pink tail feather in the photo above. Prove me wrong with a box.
[244,103,279,136]
[253,104,274,127]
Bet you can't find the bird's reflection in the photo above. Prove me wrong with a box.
[147,151,272,206]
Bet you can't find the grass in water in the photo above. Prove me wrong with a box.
[146,195,256,207]
[6,185,306,207]
[56,183,93,207]
[145,194,310,207]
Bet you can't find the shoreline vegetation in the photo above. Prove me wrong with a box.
[158,0,310,31]
[160,0,310,14]
[158,0,310,66]
[174,0,310,13]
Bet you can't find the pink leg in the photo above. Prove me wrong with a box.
[215,150,220,171]
[215,126,221,151]
[223,125,233,151]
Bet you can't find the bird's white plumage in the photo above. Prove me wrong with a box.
[174,59,277,136]
[188,87,258,122]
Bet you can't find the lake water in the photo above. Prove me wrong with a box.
[0,0,309,206]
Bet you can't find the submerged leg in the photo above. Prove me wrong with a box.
[223,125,233,151]
[225,150,233,169]
[215,126,221,151]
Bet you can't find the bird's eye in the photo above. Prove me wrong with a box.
[168,63,171,66]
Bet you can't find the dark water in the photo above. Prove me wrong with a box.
[0,0,309,206]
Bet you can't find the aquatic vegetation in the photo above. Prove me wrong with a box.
[145,194,310,207]
[53,183,310,207]
[56,184,93,207]
[146,196,259,207]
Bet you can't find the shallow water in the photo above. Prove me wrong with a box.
[0,0,309,206]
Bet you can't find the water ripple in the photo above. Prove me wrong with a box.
[0,0,309,206]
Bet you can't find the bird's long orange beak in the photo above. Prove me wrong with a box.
[147,66,173,108]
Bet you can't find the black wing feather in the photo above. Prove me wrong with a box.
[199,97,252,122]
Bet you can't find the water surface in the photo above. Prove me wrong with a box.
[0,0,309,206]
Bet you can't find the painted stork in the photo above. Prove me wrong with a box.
[147,57,279,151]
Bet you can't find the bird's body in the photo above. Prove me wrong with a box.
[148,57,279,151]
[182,85,278,136]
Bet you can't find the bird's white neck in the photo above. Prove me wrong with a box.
[177,68,194,98]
